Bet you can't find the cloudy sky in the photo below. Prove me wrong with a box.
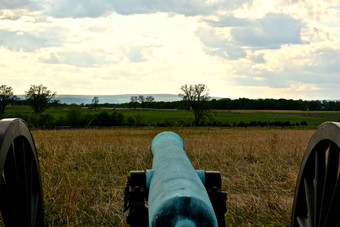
[0,0,340,99]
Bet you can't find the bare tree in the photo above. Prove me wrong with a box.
[0,85,17,114]
[179,84,210,125]
[92,96,99,110]
[25,84,56,114]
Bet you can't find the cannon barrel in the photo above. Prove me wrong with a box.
[124,131,227,227]
[147,132,218,227]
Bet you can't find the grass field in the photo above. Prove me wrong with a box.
[2,105,340,128]
[24,127,315,226]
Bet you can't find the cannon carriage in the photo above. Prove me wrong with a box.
[0,118,340,226]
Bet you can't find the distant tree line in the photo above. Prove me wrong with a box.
[210,98,340,111]
[97,98,340,111]
[3,83,340,112]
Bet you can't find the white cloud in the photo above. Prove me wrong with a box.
[0,0,339,100]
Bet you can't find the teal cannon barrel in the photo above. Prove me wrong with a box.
[148,132,217,226]
[124,132,227,227]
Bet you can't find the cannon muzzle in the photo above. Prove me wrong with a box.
[124,132,227,227]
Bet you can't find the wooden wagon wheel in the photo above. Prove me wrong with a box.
[292,122,340,227]
[0,118,44,226]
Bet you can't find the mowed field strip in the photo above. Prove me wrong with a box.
[32,127,314,226]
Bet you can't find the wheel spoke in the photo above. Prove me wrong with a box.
[314,147,325,225]
[1,143,20,225]
[319,142,339,226]
[297,216,309,227]
[31,192,39,226]
[0,171,12,225]
[304,177,314,226]
[324,152,340,226]
[27,154,34,226]
[324,181,340,225]
[22,138,33,225]
[11,142,20,186]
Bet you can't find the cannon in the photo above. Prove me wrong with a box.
[124,131,227,227]
[1,118,340,226]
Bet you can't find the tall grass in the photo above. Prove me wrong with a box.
[30,128,313,226]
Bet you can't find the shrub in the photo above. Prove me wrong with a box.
[111,112,124,126]
[126,116,135,126]
[39,114,55,127]
[66,108,83,127]
[97,111,110,126]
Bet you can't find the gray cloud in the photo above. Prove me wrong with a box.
[205,15,251,28]
[250,54,266,64]
[197,13,303,61]
[0,30,48,52]
[126,47,146,62]
[0,0,39,10]
[41,51,109,67]
[206,13,303,49]
[309,48,340,74]
[49,0,110,18]
[111,0,251,16]
[45,0,251,18]
[0,26,68,52]
[230,14,302,49]
[110,0,213,16]
[232,46,340,90]
[196,27,246,60]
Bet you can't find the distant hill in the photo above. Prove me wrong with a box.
[18,94,181,104]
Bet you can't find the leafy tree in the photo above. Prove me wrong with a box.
[0,85,17,114]
[130,96,138,109]
[25,84,56,114]
[146,96,155,108]
[138,95,145,108]
[92,96,99,110]
[179,84,211,125]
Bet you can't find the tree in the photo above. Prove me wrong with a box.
[145,96,155,108]
[0,85,17,114]
[92,96,99,110]
[25,84,56,114]
[138,95,145,108]
[179,84,211,125]
[130,96,138,109]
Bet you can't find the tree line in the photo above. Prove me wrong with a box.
[1,83,340,127]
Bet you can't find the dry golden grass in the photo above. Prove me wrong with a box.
[31,128,314,226]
